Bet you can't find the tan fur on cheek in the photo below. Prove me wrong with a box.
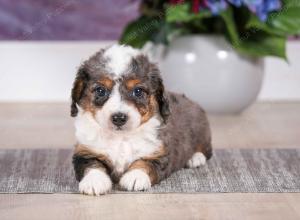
[80,96,97,116]
[80,77,113,116]
[79,86,105,117]
[140,95,157,124]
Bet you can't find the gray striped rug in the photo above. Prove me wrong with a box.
[0,149,299,193]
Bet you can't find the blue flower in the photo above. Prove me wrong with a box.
[235,0,281,21]
[204,0,228,15]
[247,0,282,21]
[242,0,264,12]
[227,0,243,7]
[202,0,282,21]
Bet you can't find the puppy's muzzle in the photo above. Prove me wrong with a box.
[111,112,128,127]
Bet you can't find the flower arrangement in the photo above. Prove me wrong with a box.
[120,0,300,58]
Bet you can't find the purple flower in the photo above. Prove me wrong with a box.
[242,0,264,12]
[232,0,282,21]
[254,0,282,21]
[200,0,282,21]
[203,0,228,15]
[227,0,243,7]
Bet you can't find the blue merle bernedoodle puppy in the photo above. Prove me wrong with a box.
[71,44,212,196]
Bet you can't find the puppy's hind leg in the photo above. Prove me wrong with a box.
[186,143,212,168]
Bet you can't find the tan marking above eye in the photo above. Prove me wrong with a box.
[98,77,114,90]
[125,79,141,90]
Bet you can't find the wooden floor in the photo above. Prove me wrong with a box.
[0,102,300,220]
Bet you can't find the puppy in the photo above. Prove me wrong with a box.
[71,44,212,195]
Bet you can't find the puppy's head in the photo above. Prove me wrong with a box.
[71,45,169,132]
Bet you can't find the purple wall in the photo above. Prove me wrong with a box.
[0,0,140,40]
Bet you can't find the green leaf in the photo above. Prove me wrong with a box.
[281,0,300,7]
[220,8,239,44]
[237,33,287,59]
[246,14,286,36]
[151,21,170,44]
[166,3,211,23]
[221,8,287,59]
[119,16,160,48]
[267,7,300,35]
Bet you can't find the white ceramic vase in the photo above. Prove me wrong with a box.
[159,35,264,114]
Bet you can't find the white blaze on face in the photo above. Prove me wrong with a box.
[95,83,141,131]
[103,44,140,76]
[96,44,143,131]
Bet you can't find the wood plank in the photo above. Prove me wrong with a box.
[0,102,299,149]
[0,194,299,220]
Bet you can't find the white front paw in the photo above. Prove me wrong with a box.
[186,152,207,168]
[119,169,151,191]
[79,169,112,196]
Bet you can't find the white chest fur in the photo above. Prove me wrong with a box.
[74,111,162,173]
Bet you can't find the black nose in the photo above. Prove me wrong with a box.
[111,112,128,127]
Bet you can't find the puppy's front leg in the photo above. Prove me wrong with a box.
[78,168,112,196]
[119,150,168,191]
[73,146,113,196]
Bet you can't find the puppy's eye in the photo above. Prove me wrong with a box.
[132,87,144,98]
[95,86,108,97]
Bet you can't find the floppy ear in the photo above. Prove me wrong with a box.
[70,67,89,117]
[150,69,170,123]
[156,77,170,123]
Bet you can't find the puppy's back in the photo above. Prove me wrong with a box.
[158,92,212,176]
